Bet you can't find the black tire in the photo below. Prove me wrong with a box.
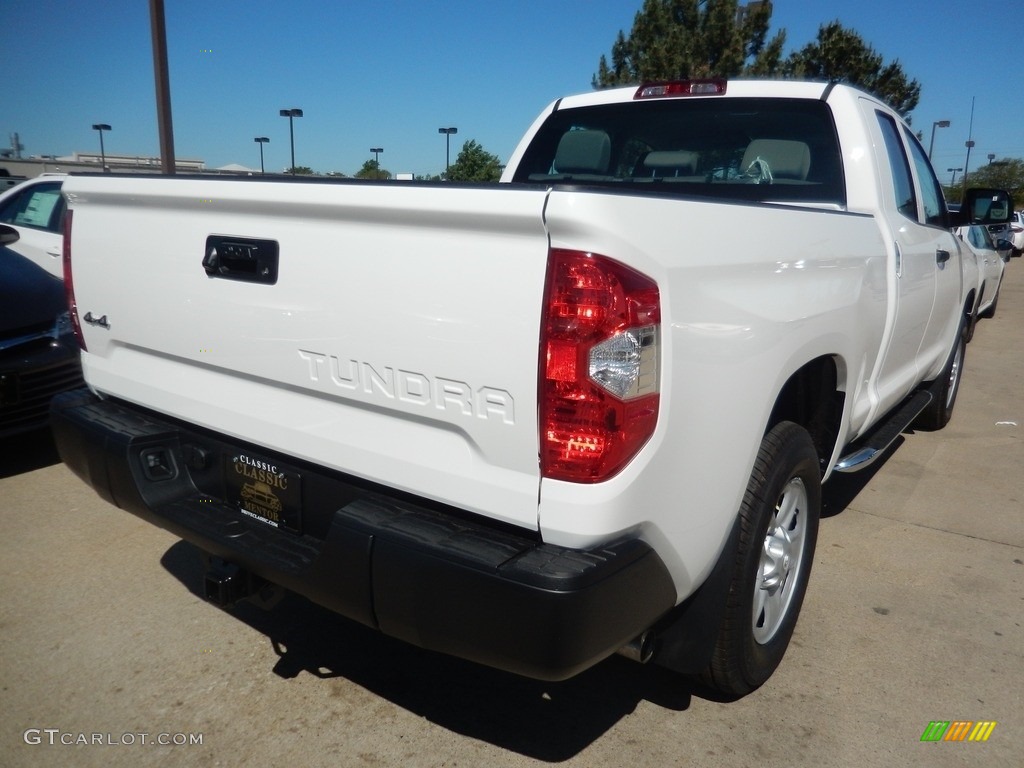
[964,307,978,343]
[700,421,821,697]
[913,318,966,431]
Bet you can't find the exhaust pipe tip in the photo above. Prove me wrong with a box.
[617,630,655,664]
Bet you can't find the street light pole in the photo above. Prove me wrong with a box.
[438,127,457,175]
[254,136,269,174]
[370,147,383,179]
[962,140,975,195]
[279,108,303,173]
[961,96,975,197]
[928,119,950,161]
[92,124,111,172]
[947,167,963,186]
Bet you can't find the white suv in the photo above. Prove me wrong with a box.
[0,174,66,279]
[1010,210,1024,256]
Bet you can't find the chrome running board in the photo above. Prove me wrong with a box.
[833,390,933,473]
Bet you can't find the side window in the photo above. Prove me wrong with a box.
[876,113,916,221]
[0,183,64,232]
[903,126,946,227]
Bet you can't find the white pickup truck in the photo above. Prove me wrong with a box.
[51,80,1013,696]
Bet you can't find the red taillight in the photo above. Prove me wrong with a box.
[62,209,86,351]
[634,79,727,99]
[540,249,660,482]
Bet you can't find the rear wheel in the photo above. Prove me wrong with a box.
[913,318,966,431]
[700,422,821,697]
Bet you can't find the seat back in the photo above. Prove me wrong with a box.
[552,130,611,175]
[641,150,700,178]
[740,139,811,180]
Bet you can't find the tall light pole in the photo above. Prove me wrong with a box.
[928,120,949,161]
[279,108,303,173]
[254,136,269,174]
[962,140,975,195]
[438,127,457,175]
[149,0,176,173]
[947,167,963,186]
[92,124,111,172]
[370,147,383,179]
[961,96,975,197]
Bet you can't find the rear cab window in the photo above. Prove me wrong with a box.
[512,98,846,205]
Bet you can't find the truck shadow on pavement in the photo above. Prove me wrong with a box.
[160,540,694,761]
[155,440,897,760]
[820,436,903,518]
[0,427,62,478]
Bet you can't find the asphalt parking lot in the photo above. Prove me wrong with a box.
[2,265,1021,768]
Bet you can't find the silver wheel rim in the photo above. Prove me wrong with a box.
[945,341,963,409]
[753,477,808,644]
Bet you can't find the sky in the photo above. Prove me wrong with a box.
[2,0,1022,180]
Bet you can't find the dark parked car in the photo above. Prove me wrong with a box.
[0,224,83,438]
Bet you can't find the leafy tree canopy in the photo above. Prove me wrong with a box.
[287,165,315,175]
[594,0,784,86]
[594,3,920,118]
[355,159,391,180]
[445,140,503,182]
[953,158,1024,206]
[783,21,920,118]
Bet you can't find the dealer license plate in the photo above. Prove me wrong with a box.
[225,451,302,533]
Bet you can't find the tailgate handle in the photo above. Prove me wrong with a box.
[935,248,951,265]
[203,236,279,284]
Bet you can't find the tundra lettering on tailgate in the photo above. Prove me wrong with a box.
[298,349,515,424]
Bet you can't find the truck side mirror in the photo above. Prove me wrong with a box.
[950,188,1015,228]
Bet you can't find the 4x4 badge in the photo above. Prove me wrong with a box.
[82,312,110,329]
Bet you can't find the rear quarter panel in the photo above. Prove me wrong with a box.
[538,189,887,598]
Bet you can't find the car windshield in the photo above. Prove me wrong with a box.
[512,97,845,205]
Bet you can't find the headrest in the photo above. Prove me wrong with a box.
[553,130,611,175]
[642,150,700,176]
[741,139,811,180]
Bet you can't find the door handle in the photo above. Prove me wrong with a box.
[936,249,951,264]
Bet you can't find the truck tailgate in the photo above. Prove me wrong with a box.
[63,176,550,529]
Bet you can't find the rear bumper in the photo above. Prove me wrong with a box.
[51,389,676,680]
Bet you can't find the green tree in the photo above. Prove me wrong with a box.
[593,0,784,87]
[783,22,920,118]
[444,140,503,182]
[355,160,391,180]
[952,158,1024,206]
[288,165,315,175]
[593,7,919,119]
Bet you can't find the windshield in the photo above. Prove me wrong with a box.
[513,97,845,205]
